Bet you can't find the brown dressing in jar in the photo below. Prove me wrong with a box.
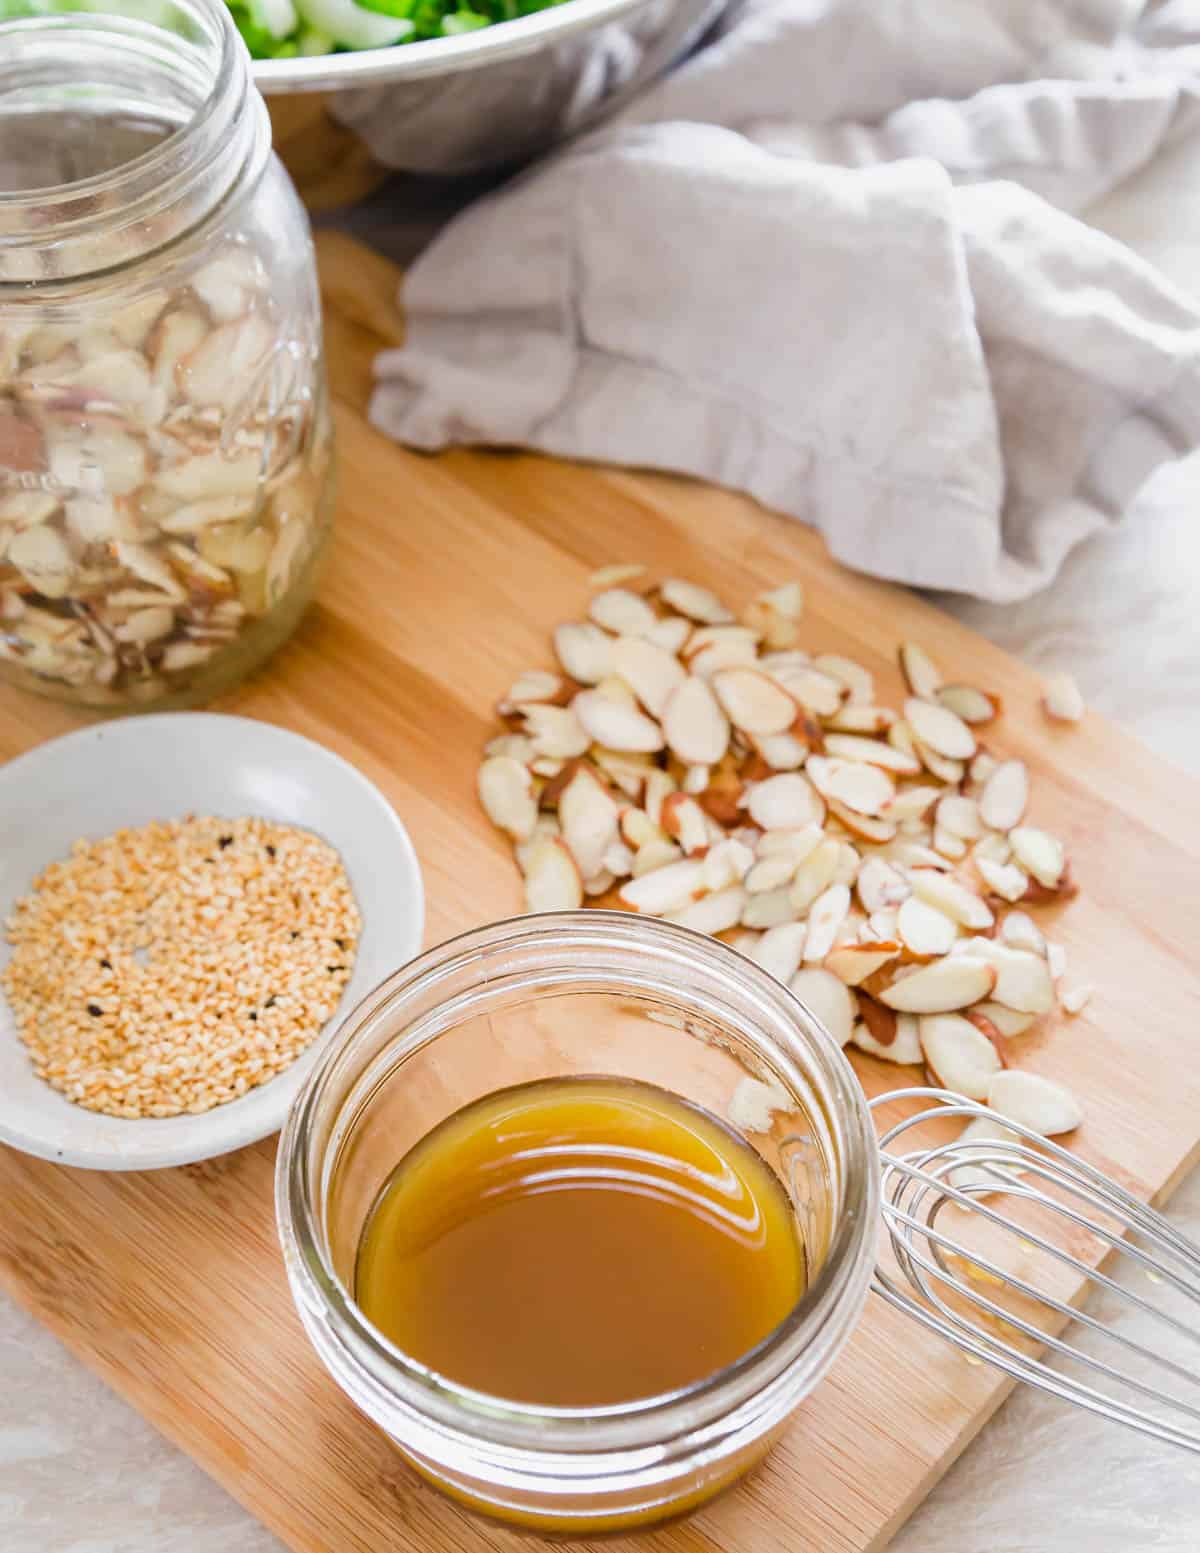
[355,1076,805,1406]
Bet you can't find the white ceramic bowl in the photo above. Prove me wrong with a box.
[0,713,424,1171]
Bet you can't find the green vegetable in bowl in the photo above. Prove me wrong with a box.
[226,0,570,55]
[0,0,571,58]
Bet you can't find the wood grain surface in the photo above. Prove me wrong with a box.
[2,230,1199,1553]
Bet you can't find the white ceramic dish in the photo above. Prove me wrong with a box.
[0,713,424,1172]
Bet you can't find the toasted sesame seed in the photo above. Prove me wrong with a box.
[1,815,360,1121]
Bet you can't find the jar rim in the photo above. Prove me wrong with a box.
[0,0,267,283]
[276,911,881,1454]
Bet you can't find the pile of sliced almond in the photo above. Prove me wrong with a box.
[0,242,328,704]
[478,567,1091,1144]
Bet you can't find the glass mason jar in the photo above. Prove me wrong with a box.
[277,912,880,1534]
[0,0,333,710]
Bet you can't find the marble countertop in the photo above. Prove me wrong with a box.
[5,131,1200,1553]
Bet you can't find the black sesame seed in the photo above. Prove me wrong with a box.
[326,965,344,974]
[264,995,277,1009]
[290,930,299,941]
[99,958,112,970]
[334,938,345,951]
[87,1003,102,1017]
[248,1011,257,1021]
[218,835,233,849]
[265,845,277,859]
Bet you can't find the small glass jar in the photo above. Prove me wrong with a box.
[0,0,332,710]
[276,912,879,1534]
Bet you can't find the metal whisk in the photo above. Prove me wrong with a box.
[869,1088,1200,1453]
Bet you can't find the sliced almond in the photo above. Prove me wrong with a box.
[951,939,1055,1014]
[522,703,591,760]
[975,1002,1038,1038]
[1042,671,1084,724]
[703,838,755,891]
[919,1013,1003,1100]
[979,759,1029,831]
[765,663,843,717]
[688,638,759,678]
[826,704,896,735]
[936,684,1000,725]
[572,689,664,753]
[661,676,730,765]
[620,807,664,851]
[789,968,855,1047]
[807,756,894,817]
[788,837,842,913]
[898,641,942,700]
[682,625,759,660]
[970,750,1000,786]
[853,1011,921,1064]
[887,839,952,872]
[603,840,636,879]
[745,855,798,894]
[683,763,709,796]
[910,871,994,930]
[972,832,1012,866]
[619,859,705,915]
[857,856,911,915]
[588,748,651,800]
[711,667,797,736]
[643,769,676,828]
[977,857,1029,902]
[503,670,562,707]
[559,767,621,879]
[8,525,76,598]
[1009,826,1065,889]
[589,587,657,636]
[889,720,918,758]
[522,838,583,913]
[904,697,976,760]
[590,563,645,590]
[879,957,996,1013]
[1061,983,1093,1015]
[832,841,861,890]
[727,1074,792,1133]
[949,1115,1025,1194]
[803,883,851,962]
[883,786,941,823]
[1046,941,1068,981]
[668,885,748,935]
[583,869,616,897]
[657,793,709,858]
[933,827,968,860]
[646,616,692,655]
[750,922,808,984]
[553,622,611,684]
[660,578,733,625]
[936,795,982,840]
[758,581,803,619]
[822,734,921,775]
[746,772,825,831]
[998,911,1047,957]
[988,1070,1082,1137]
[741,887,799,929]
[608,635,686,718]
[826,801,897,844]
[897,896,958,957]
[865,908,900,941]
[813,654,873,706]
[632,838,683,877]
[825,942,901,986]
[752,731,811,770]
[758,825,823,864]
[485,733,534,762]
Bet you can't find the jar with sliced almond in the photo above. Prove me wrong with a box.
[0,0,333,709]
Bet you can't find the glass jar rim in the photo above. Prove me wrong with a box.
[276,911,881,1454]
[0,0,266,284]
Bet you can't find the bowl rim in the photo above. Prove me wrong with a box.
[253,0,650,93]
[0,712,425,1171]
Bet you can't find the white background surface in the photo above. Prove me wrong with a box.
[4,136,1200,1553]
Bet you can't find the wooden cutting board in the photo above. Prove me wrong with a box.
[2,231,1199,1553]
